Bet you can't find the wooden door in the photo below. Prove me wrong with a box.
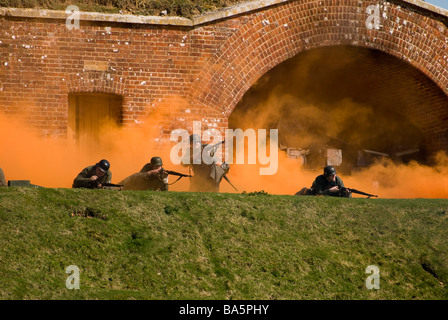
[68,93,122,153]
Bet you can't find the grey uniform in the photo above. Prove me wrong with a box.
[181,146,226,192]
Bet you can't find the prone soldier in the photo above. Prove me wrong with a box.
[118,156,169,191]
[296,165,351,198]
[72,159,112,189]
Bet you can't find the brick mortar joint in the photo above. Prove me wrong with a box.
[0,0,447,27]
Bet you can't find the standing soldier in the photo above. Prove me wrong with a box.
[182,134,227,192]
[118,156,169,191]
[72,159,112,189]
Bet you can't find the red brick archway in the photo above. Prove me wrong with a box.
[229,44,448,167]
[190,0,448,117]
[0,0,447,151]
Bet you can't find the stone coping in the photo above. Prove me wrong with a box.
[0,0,446,27]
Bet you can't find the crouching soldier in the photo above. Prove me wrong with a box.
[181,134,228,192]
[72,159,112,189]
[295,166,351,198]
[118,156,168,191]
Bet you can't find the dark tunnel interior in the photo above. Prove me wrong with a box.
[229,45,448,174]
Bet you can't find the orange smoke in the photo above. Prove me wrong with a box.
[225,86,448,198]
[0,108,189,190]
[1,98,448,198]
[342,153,448,198]
[220,145,448,198]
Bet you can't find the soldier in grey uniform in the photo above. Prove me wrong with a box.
[182,134,226,192]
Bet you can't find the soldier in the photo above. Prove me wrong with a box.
[0,167,7,187]
[296,165,351,197]
[118,156,168,191]
[72,159,112,189]
[182,134,226,192]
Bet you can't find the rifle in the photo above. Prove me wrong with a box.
[203,140,226,156]
[219,162,238,192]
[161,169,192,185]
[222,174,238,192]
[341,187,378,198]
[102,182,124,188]
[162,170,192,178]
[95,182,124,190]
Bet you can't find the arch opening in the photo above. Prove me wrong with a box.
[229,46,448,175]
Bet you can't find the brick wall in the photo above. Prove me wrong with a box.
[0,0,447,151]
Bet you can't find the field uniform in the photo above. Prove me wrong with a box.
[72,165,112,189]
[181,146,226,192]
[310,174,351,197]
[118,163,168,191]
[296,165,351,198]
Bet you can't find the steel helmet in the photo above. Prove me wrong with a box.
[324,165,336,176]
[96,159,110,172]
[150,156,163,166]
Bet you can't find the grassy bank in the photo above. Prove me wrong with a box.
[0,187,447,299]
[0,0,246,18]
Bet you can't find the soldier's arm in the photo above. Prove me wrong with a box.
[337,176,345,188]
[105,171,112,184]
[139,163,151,173]
[322,178,342,196]
[312,179,325,195]
[157,171,169,191]
[322,189,335,196]
[72,168,94,188]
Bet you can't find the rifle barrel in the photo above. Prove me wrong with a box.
[223,174,238,191]
[164,170,192,177]
[203,140,226,152]
[346,188,378,198]
[102,182,124,187]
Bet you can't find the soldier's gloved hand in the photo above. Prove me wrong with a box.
[147,169,159,176]
[160,170,168,179]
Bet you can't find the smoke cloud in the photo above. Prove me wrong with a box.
[1,104,448,197]
[0,104,189,190]
[1,47,447,198]
[225,46,448,198]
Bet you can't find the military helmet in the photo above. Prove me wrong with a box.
[96,159,110,172]
[323,165,336,176]
[189,134,201,144]
[150,156,163,166]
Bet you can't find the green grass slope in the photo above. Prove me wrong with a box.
[0,187,447,300]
